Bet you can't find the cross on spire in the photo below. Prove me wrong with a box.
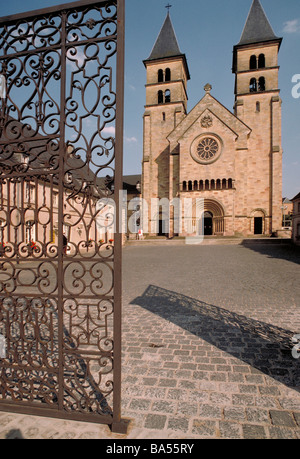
[165,3,172,13]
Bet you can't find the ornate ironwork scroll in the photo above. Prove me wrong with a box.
[0,0,125,432]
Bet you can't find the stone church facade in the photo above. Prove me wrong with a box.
[142,0,283,237]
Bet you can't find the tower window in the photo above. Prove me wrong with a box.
[249,78,257,93]
[165,68,171,82]
[250,55,257,70]
[258,54,265,69]
[165,89,171,103]
[158,90,163,104]
[258,77,265,92]
[158,69,163,83]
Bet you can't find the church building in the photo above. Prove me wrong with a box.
[141,0,283,237]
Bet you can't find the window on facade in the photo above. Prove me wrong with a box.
[162,112,166,121]
[298,202,300,213]
[165,68,171,82]
[188,180,193,191]
[256,102,260,112]
[228,178,233,189]
[182,181,187,191]
[258,77,265,92]
[158,69,163,83]
[199,180,204,191]
[250,78,257,92]
[250,55,257,70]
[194,180,198,191]
[258,54,265,68]
[158,90,163,104]
[297,223,300,237]
[165,89,171,103]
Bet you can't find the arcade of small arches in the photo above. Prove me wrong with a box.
[250,76,265,93]
[250,53,265,70]
[158,89,171,104]
[157,67,172,104]
[158,67,171,82]
[248,53,266,93]
[181,178,234,192]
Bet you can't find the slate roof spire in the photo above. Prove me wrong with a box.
[238,0,280,45]
[146,12,183,61]
[143,11,190,79]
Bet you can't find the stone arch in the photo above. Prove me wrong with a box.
[198,199,225,235]
[250,208,266,235]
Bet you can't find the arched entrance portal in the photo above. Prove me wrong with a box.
[200,199,225,236]
[204,211,213,235]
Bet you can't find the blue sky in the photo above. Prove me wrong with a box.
[1,0,300,198]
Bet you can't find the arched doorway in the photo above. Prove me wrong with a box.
[203,211,213,235]
[200,199,225,236]
[250,209,266,235]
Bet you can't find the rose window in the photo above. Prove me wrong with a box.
[197,137,219,161]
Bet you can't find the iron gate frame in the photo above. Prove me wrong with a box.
[0,0,126,433]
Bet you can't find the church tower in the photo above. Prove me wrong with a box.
[142,11,190,234]
[232,0,283,233]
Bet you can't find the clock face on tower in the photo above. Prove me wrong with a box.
[191,134,223,164]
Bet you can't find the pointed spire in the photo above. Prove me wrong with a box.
[147,13,182,61]
[238,0,280,45]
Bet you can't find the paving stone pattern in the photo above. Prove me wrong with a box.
[1,242,300,439]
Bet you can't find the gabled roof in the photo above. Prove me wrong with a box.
[238,0,281,46]
[167,89,251,150]
[146,13,182,61]
[292,192,300,201]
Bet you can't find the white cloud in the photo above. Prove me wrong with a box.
[283,19,300,33]
[125,136,137,143]
[103,126,116,135]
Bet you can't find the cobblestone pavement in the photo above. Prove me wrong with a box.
[1,242,300,439]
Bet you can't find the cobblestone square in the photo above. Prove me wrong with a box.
[1,241,300,439]
[120,242,300,439]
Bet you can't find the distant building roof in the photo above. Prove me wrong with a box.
[292,192,300,201]
[238,0,281,46]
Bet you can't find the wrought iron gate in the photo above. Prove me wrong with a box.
[0,0,125,432]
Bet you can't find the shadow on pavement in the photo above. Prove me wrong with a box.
[240,241,300,265]
[131,284,300,390]
[5,429,24,439]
